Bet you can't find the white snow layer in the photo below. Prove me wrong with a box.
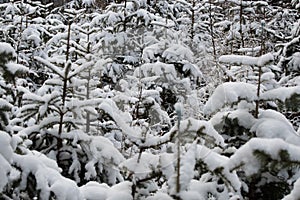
[80,181,109,200]
[210,109,257,130]
[142,42,166,63]
[80,181,133,200]
[98,99,142,141]
[162,44,194,62]
[0,42,16,56]
[227,137,300,176]
[13,151,82,200]
[133,61,177,81]
[120,152,160,179]
[179,117,225,147]
[260,86,300,102]
[193,144,242,192]
[185,180,232,200]
[204,82,258,115]
[84,135,125,181]
[251,109,300,145]
[0,98,12,109]
[219,53,274,66]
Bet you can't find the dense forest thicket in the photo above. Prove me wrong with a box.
[0,0,300,199]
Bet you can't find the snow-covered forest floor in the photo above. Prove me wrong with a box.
[0,0,300,199]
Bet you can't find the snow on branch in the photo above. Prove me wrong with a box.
[192,143,242,193]
[13,151,82,200]
[250,109,300,145]
[226,138,300,176]
[260,86,300,102]
[179,118,225,147]
[162,44,194,62]
[210,110,257,131]
[80,181,133,200]
[0,131,13,192]
[0,99,12,110]
[142,42,166,63]
[84,136,125,183]
[204,82,258,115]
[137,117,225,148]
[133,61,177,81]
[35,56,64,78]
[280,36,300,57]
[219,53,274,67]
[120,152,161,180]
[132,9,154,25]
[0,42,16,56]
[98,99,142,141]
[1,129,128,199]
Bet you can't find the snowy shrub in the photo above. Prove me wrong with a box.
[227,137,300,199]
[0,1,300,200]
[204,82,258,115]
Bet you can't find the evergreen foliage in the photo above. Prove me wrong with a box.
[0,0,299,199]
